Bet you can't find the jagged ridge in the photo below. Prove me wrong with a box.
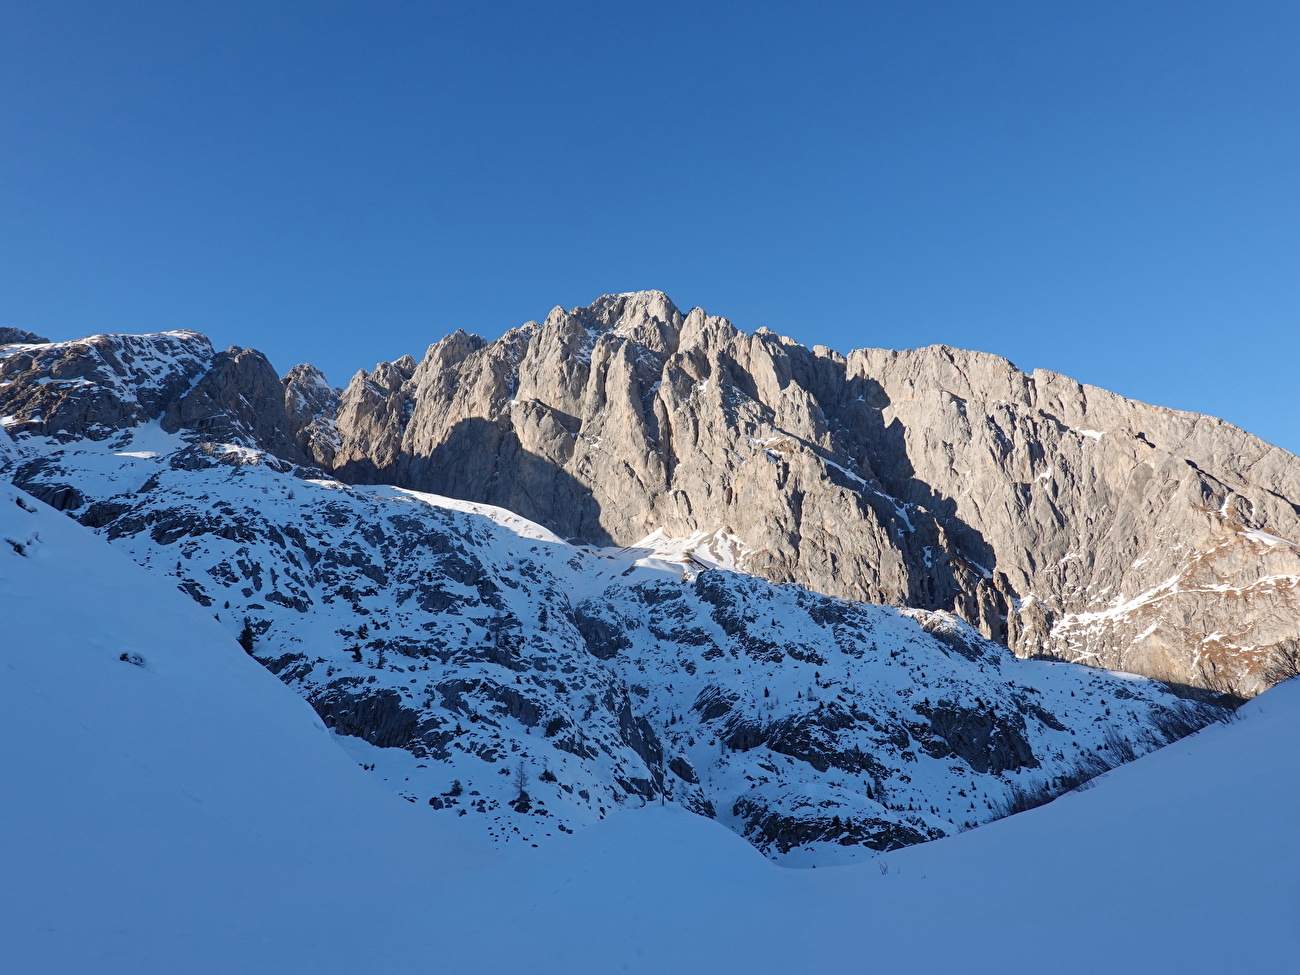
[311,292,1300,696]
[1,341,1226,861]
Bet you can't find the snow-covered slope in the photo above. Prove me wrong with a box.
[0,330,212,441]
[5,422,1223,864]
[0,479,494,973]
[3,482,1295,972]
[442,682,1300,974]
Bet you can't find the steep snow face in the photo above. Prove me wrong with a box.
[446,681,1300,974]
[0,425,21,468]
[9,426,1223,863]
[591,526,752,574]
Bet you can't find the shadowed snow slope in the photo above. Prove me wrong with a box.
[3,479,1298,973]
[0,481,494,972]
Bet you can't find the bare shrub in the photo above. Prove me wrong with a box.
[1101,726,1139,764]
[992,698,1228,823]
[1263,641,1300,689]
[1148,701,1224,741]
[991,749,1113,819]
[990,778,1059,818]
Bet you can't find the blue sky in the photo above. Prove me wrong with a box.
[3,1,1297,451]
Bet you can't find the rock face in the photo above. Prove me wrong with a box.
[0,310,1248,863]
[0,327,50,345]
[321,292,1300,697]
[0,331,339,468]
[4,294,1298,702]
[0,331,212,440]
[161,345,310,465]
[283,363,342,466]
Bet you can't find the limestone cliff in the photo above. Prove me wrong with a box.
[322,292,1300,696]
[4,294,1296,696]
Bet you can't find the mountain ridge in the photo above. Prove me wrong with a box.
[1,305,1249,863]
[311,292,1300,696]
[6,294,1299,700]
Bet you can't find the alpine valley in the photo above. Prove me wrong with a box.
[3,295,1299,972]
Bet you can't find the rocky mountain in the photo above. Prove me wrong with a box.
[7,454,1297,971]
[0,316,1236,863]
[315,292,1300,697]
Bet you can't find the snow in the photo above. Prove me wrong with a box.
[0,481,493,974]
[5,427,1226,864]
[591,526,751,575]
[1056,574,1182,627]
[378,484,569,544]
[1052,564,1300,655]
[3,482,1297,971]
[4,329,1295,968]
[812,450,916,530]
[0,425,22,467]
[444,700,1300,972]
[1239,525,1300,549]
[216,443,266,462]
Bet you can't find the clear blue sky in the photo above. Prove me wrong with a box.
[3,1,1297,452]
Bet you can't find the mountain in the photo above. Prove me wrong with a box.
[0,317,1234,863]
[10,296,1299,701]
[4,476,1297,971]
[319,291,1300,698]
[0,402,1218,863]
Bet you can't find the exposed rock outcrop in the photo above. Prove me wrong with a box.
[0,328,50,346]
[282,363,341,466]
[319,292,1300,696]
[162,346,308,464]
[0,331,212,440]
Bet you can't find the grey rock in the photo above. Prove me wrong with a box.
[732,798,941,855]
[10,457,84,511]
[162,346,307,463]
[0,330,212,440]
[914,700,1038,775]
[309,684,422,749]
[322,292,1300,696]
[282,363,342,466]
[0,328,50,346]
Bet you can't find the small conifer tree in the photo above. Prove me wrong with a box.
[237,620,255,654]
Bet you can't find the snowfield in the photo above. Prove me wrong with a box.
[3,479,1298,973]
